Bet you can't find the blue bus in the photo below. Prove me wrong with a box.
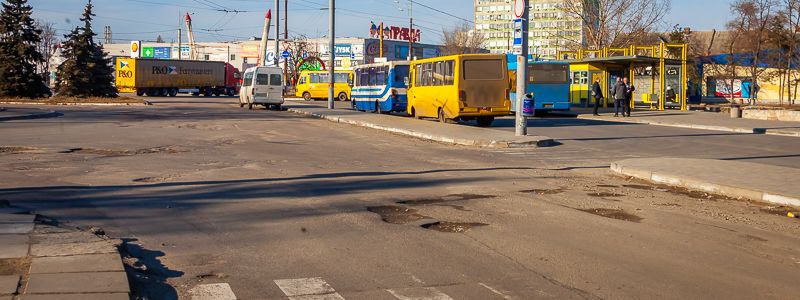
[507,54,571,115]
[351,61,410,113]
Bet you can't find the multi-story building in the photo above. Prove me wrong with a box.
[474,0,586,58]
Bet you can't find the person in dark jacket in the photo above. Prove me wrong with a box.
[611,78,627,117]
[623,77,635,117]
[591,77,603,116]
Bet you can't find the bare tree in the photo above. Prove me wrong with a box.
[728,0,776,104]
[777,0,800,104]
[440,23,486,55]
[282,35,319,86]
[34,20,58,75]
[562,0,671,49]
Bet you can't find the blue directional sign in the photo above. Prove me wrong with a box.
[281,50,290,58]
[350,53,356,59]
[513,19,523,46]
[153,47,171,59]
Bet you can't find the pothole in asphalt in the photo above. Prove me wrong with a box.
[519,188,564,195]
[0,146,40,154]
[0,257,31,275]
[396,193,495,205]
[61,146,188,156]
[596,184,619,188]
[420,221,488,233]
[623,184,653,190]
[578,208,643,223]
[760,206,793,216]
[587,192,625,198]
[367,205,432,224]
[196,271,228,280]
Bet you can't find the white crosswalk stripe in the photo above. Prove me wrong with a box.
[386,287,455,300]
[274,277,346,300]
[189,283,237,300]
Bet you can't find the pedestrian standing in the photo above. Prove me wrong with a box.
[611,78,626,117]
[623,77,635,117]
[591,77,603,116]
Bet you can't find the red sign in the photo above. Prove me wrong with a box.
[369,22,420,43]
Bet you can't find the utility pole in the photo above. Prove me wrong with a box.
[515,0,529,136]
[284,0,288,86]
[178,12,182,59]
[328,0,335,109]
[407,0,413,61]
[275,0,280,67]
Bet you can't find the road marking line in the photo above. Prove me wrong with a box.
[189,283,237,300]
[274,277,345,300]
[386,287,454,300]
[478,283,512,299]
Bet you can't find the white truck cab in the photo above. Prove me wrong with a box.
[240,66,285,110]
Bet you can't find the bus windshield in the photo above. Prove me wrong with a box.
[394,65,409,86]
[463,59,503,80]
[527,64,569,84]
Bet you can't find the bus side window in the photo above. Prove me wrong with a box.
[310,73,320,84]
[376,66,386,86]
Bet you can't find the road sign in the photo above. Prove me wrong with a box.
[350,53,355,59]
[513,19,523,46]
[130,41,141,58]
[153,47,171,59]
[142,47,154,58]
[514,0,525,18]
[281,50,290,58]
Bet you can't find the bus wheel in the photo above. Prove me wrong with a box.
[303,92,312,101]
[410,107,421,119]
[476,116,495,127]
[338,92,348,101]
[227,88,235,96]
[136,90,144,96]
[168,88,178,97]
[438,108,447,123]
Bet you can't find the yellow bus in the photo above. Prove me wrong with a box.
[295,70,353,101]
[407,54,510,127]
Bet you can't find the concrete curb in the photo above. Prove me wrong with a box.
[576,114,800,137]
[611,162,800,208]
[287,108,555,148]
[0,109,60,121]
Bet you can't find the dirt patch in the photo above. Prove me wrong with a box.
[587,192,625,198]
[396,193,495,205]
[367,205,432,224]
[0,257,31,275]
[579,208,643,223]
[1,96,147,105]
[61,146,187,156]
[420,221,488,233]
[519,188,564,195]
[596,184,619,188]
[622,184,653,190]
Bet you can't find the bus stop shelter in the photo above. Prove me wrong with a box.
[559,44,688,111]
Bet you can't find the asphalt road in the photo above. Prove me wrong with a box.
[1,95,799,299]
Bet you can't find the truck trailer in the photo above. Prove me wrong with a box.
[115,57,241,97]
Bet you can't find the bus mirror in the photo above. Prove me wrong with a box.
[404,76,409,86]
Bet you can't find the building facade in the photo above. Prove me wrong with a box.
[474,0,585,58]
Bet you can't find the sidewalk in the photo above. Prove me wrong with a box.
[612,158,800,207]
[0,202,129,300]
[0,107,59,121]
[285,103,555,148]
[563,108,800,137]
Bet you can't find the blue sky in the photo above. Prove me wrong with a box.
[29,0,732,44]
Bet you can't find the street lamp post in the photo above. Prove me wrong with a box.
[328,0,335,109]
[515,0,529,136]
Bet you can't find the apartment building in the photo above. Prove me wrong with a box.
[474,0,585,58]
